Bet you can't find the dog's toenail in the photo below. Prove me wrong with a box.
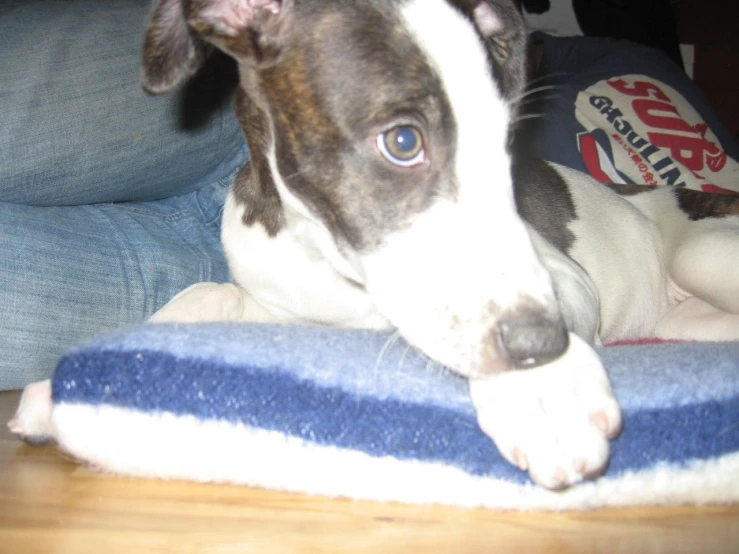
[591,412,610,434]
[552,468,567,488]
[512,448,529,471]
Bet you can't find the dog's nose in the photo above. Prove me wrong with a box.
[498,310,569,369]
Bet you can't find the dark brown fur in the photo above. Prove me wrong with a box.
[514,158,577,253]
[231,89,285,236]
[674,188,739,221]
[140,0,528,251]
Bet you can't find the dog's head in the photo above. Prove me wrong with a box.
[141,0,569,378]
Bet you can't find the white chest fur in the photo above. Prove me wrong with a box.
[221,192,390,329]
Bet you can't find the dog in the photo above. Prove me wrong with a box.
[9,0,739,490]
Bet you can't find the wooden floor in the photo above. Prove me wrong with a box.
[1,390,738,553]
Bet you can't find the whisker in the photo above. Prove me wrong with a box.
[372,330,402,380]
[419,353,451,385]
[398,341,414,371]
[517,93,562,106]
[513,113,547,123]
[525,70,575,87]
[510,85,562,107]
[282,171,302,182]
[518,83,561,97]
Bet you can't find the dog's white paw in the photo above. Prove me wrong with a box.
[7,379,55,445]
[149,283,246,323]
[149,282,280,324]
[470,333,622,489]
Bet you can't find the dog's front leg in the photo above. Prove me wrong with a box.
[470,333,622,489]
[7,379,55,445]
[148,282,282,323]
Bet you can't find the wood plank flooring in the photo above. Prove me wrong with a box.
[1,390,737,553]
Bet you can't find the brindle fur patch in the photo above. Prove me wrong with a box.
[513,159,577,253]
[674,188,739,221]
[231,89,285,236]
[249,2,458,252]
[605,183,658,196]
[606,183,739,220]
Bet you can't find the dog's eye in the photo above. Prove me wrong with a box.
[377,126,425,167]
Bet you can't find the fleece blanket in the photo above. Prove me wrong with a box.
[48,322,739,510]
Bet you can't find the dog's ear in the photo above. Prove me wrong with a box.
[141,0,212,95]
[186,0,289,67]
[469,0,528,103]
[141,0,289,95]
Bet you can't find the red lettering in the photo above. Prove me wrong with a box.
[648,132,715,172]
[706,151,728,172]
[607,79,671,102]
[632,99,693,134]
[701,184,738,195]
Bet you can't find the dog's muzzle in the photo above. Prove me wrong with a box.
[498,309,570,370]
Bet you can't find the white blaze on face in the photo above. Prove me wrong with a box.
[360,0,558,377]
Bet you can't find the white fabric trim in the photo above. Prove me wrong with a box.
[53,403,739,511]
